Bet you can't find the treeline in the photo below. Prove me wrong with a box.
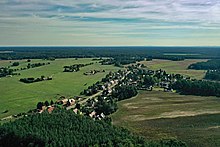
[0,110,187,147]
[100,56,145,67]
[188,59,220,70]
[63,63,93,72]
[26,62,50,69]
[171,79,220,97]
[20,76,52,83]
[1,46,220,60]
[205,70,220,81]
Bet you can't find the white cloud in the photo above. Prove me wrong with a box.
[0,0,220,46]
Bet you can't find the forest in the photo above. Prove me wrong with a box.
[1,47,220,60]
[188,59,220,70]
[0,110,187,147]
[205,70,220,81]
[171,79,220,97]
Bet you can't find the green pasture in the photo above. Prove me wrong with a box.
[139,59,208,79]
[0,58,119,119]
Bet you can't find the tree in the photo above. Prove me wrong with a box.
[50,100,54,105]
[44,101,49,106]
[37,102,44,110]
[12,62,19,66]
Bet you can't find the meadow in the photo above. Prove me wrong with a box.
[112,90,220,147]
[138,59,208,79]
[0,58,119,119]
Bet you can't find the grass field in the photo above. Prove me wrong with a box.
[138,59,208,79]
[112,90,220,147]
[0,58,119,119]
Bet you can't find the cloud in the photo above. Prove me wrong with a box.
[0,0,220,46]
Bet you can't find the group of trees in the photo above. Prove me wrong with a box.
[0,110,187,147]
[112,85,138,101]
[188,59,220,70]
[37,100,54,109]
[0,67,14,77]
[12,62,19,66]
[26,62,50,69]
[171,79,220,97]
[205,70,220,81]
[20,76,52,83]
[63,63,93,72]
[80,82,101,96]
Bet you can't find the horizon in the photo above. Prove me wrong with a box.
[0,0,220,46]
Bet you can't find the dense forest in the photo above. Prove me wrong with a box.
[0,47,220,60]
[205,70,220,81]
[0,110,187,147]
[171,79,220,97]
[112,85,138,101]
[188,59,220,70]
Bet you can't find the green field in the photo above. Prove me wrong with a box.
[112,90,220,147]
[0,58,119,119]
[138,59,208,79]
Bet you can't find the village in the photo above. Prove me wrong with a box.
[32,63,188,120]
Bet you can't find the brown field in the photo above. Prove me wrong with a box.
[112,90,220,147]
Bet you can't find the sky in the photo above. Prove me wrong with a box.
[0,0,220,46]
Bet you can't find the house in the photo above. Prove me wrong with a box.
[47,106,55,113]
[89,111,96,118]
[73,108,78,114]
[68,99,75,106]
[160,82,170,89]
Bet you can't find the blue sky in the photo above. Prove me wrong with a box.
[0,0,220,46]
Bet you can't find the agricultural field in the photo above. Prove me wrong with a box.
[138,59,208,79]
[112,90,220,147]
[0,58,119,119]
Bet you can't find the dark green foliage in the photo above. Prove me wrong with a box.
[0,67,14,77]
[63,63,93,72]
[112,85,138,101]
[171,79,220,97]
[205,70,220,81]
[0,110,148,147]
[27,62,50,69]
[20,76,52,83]
[1,46,220,60]
[143,76,157,87]
[188,60,220,70]
[12,62,19,66]
[44,101,49,107]
[95,96,118,115]
[0,110,187,147]
[37,102,44,109]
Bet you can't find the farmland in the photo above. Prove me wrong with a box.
[138,59,208,79]
[0,58,119,119]
[1,57,220,146]
[0,59,211,119]
[112,90,220,147]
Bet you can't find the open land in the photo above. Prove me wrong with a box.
[138,59,208,79]
[112,90,220,147]
[1,57,220,147]
[0,58,119,119]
